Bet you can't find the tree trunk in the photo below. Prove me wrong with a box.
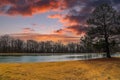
[105,35,111,58]
[104,25,111,58]
[103,15,111,58]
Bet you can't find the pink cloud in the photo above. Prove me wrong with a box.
[22,28,35,33]
[10,33,80,44]
[48,14,62,19]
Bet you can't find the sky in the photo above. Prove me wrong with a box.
[0,0,120,43]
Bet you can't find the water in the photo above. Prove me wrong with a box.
[0,53,119,63]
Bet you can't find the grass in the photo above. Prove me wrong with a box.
[0,58,120,80]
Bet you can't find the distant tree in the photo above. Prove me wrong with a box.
[14,39,23,53]
[0,35,12,52]
[53,41,64,53]
[44,41,53,53]
[67,42,77,53]
[26,40,38,53]
[87,4,120,58]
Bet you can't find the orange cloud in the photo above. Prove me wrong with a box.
[48,14,62,19]
[53,29,65,34]
[51,8,88,36]
[10,33,80,44]
[0,0,86,16]
[1,0,115,39]
[52,13,88,36]
[54,25,87,36]
[0,0,61,16]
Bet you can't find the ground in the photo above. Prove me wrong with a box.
[0,58,120,80]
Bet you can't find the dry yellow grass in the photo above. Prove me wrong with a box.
[0,58,120,80]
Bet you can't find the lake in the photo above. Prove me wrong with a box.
[0,53,119,63]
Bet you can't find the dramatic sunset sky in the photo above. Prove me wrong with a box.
[0,0,120,43]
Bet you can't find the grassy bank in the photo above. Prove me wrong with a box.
[0,58,120,80]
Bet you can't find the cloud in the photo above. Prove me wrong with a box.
[54,25,87,36]
[1,0,120,41]
[52,0,120,36]
[22,28,35,33]
[53,29,67,35]
[48,14,62,19]
[50,1,91,35]
[32,23,38,26]
[0,0,60,16]
[65,25,88,35]
[53,9,89,35]
[10,33,80,44]
[0,0,120,16]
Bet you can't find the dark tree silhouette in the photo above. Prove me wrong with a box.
[0,35,12,53]
[80,36,94,53]
[26,40,38,53]
[87,4,120,58]
[0,34,119,55]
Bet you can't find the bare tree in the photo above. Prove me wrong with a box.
[87,4,120,58]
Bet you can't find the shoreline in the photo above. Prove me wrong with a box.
[0,53,105,56]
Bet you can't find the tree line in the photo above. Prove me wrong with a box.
[0,35,89,53]
[0,34,119,53]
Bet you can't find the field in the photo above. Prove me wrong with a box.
[0,58,120,80]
